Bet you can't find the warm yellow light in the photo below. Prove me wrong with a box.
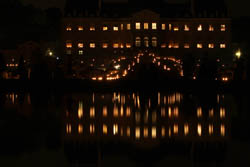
[152,23,157,30]
[221,24,226,31]
[90,26,95,31]
[127,127,131,137]
[173,26,179,31]
[235,49,241,59]
[209,124,213,135]
[162,24,166,30]
[144,23,149,29]
[103,124,108,134]
[102,43,108,48]
[184,24,190,31]
[161,43,167,48]
[78,101,83,118]
[197,43,203,48]
[208,43,214,48]
[135,127,140,139]
[78,43,84,48]
[221,124,225,136]
[135,22,141,30]
[90,107,95,118]
[197,107,202,117]
[197,24,202,31]
[126,107,131,117]
[197,124,202,136]
[98,76,103,81]
[66,26,72,31]
[184,43,190,48]
[169,24,172,31]
[127,24,131,30]
[90,43,95,48]
[78,124,83,134]
[113,43,119,48]
[173,124,178,134]
[103,26,108,31]
[144,127,148,138]
[161,127,166,137]
[113,26,119,31]
[209,25,214,31]
[113,124,118,135]
[66,42,72,48]
[90,124,95,134]
[184,124,189,136]
[126,43,131,48]
[220,108,226,118]
[66,124,71,134]
[220,44,226,48]
[78,26,83,31]
[152,127,157,138]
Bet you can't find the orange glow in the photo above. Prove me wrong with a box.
[144,127,148,138]
[113,124,118,135]
[184,124,189,136]
[135,127,140,139]
[162,24,166,30]
[221,24,226,31]
[197,43,203,48]
[78,26,83,31]
[113,43,119,48]
[209,124,213,135]
[90,107,95,118]
[103,124,108,134]
[220,108,226,118]
[173,26,179,31]
[221,124,225,136]
[184,24,190,31]
[208,43,214,48]
[197,124,202,136]
[78,124,83,134]
[152,127,157,138]
[152,23,157,30]
[197,107,202,117]
[184,43,190,48]
[173,124,178,134]
[78,101,83,119]
[161,127,166,137]
[78,43,84,48]
[90,26,95,31]
[126,107,131,117]
[103,26,108,31]
[103,106,108,117]
[66,26,72,31]
[66,124,71,134]
[209,25,214,31]
[220,43,226,48]
[197,24,202,31]
[144,23,149,29]
[66,42,72,48]
[102,43,108,48]
[127,127,131,137]
[113,26,119,31]
[90,124,95,134]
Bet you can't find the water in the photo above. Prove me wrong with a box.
[0,91,249,167]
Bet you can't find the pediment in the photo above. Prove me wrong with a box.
[132,9,160,19]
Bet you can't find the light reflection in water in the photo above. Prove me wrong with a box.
[64,92,228,141]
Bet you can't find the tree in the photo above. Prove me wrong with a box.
[182,54,196,80]
[0,53,6,79]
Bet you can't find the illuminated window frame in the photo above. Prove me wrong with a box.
[197,43,203,48]
[162,24,166,30]
[208,43,214,49]
[66,26,72,31]
[126,43,131,48]
[90,26,95,31]
[220,43,226,48]
[66,42,72,48]
[173,26,179,31]
[113,26,119,31]
[113,43,119,48]
[103,26,108,31]
[78,26,83,31]
[127,24,131,30]
[78,50,83,55]
[78,42,84,48]
[136,22,141,30]
[135,37,141,47]
[221,24,226,31]
[152,37,157,47]
[90,43,96,48]
[144,23,149,30]
[184,43,190,48]
[184,25,190,31]
[209,25,214,31]
[152,23,157,30]
[102,43,108,48]
[197,24,202,31]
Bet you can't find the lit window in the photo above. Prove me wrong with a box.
[120,43,124,48]
[90,26,95,31]
[78,43,84,48]
[121,24,124,30]
[113,105,119,117]
[126,43,131,48]
[113,26,119,31]
[220,43,226,48]
[102,43,108,48]
[152,127,157,138]
[78,26,83,31]
[162,24,166,30]
[209,25,214,31]
[152,112,157,123]
[161,127,166,137]
[209,109,214,117]
[169,24,172,31]
[113,43,119,48]
[161,43,167,48]
[78,50,83,55]
[78,124,83,134]
[221,24,226,31]
[66,26,72,31]
[208,43,214,48]
[135,37,141,47]
[197,43,203,48]
[152,23,157,30]
[173,26,179,31]
[127,24,131,30]
[144,23,149,29]
[197,24,202,31]
[90,43,96,48]
[127,127,131,137]
[152,37,157,47]
[184,24,190,31]
[66,42,72,48]
[135,22,141,30]
[135,127,140,139]
[197,124,202,136]
[184,43,190,48]
[103,26,108,31]
[168,43,173,48]
[144,37,149,47]
[103,124,108,134]
[173,43,179,48]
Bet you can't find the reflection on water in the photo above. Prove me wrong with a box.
[1,91,250,167]
[65,92,228,141]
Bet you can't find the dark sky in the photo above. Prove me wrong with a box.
[20,0,250,17]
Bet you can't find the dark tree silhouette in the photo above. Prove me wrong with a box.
[0,53,6,79]
[182,54,196,80]
[197,57,218,81]
[17,55,27,80]
[233,57,246,81]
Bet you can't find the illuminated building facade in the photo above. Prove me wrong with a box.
[62,0,231,78]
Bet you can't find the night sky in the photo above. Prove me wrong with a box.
[20,0,250,17]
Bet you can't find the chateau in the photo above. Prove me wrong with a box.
[61,0,231,79]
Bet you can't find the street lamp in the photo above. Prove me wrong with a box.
[235,49,241,59]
